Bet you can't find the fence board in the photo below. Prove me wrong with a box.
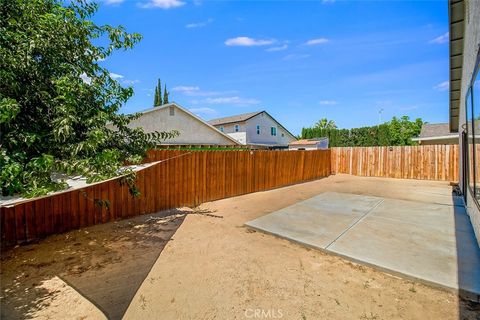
[331,145,459,181]
[1,150,331,246]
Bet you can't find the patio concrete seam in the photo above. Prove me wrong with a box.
[324,199,384,250]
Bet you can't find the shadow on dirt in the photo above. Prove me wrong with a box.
[0,207,219,319]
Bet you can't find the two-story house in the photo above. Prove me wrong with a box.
[207,111,297,148]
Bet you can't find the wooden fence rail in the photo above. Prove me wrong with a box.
[330,145,459,181]
[0,150,331,246]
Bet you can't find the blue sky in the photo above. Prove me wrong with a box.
[95,0,450,135]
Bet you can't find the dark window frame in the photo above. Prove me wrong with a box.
[465,48,480,206]
[271,127,277,136]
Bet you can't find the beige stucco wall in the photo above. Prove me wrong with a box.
[219,122,247,135]
[458,0,480,246]
[213,112,296,146]
[227,132,247,144]
[109,105,237,145]
[245,113,296,146]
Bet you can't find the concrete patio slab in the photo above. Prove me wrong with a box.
[246,192,383,248]
[245,192,480,297]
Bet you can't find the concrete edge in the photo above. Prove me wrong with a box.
[244,222,480,301]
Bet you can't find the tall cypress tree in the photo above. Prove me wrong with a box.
[156,78,163,106]
[153,86,159,106]
[163,84,169,104]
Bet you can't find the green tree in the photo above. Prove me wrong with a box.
[154,78,162,107]
[0,0,177,197]
[163,84,169,104]
[314,118,337,129]
[153,85,159,106]
[300,116,423,147]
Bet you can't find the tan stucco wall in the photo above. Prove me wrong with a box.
[245,113,296,146]
[110,106,237,145]
[458,0,480,246]
[212,112,296,146]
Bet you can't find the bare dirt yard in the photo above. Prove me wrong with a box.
[1,174,479,319]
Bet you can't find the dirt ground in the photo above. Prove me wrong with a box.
[1,174,479,319]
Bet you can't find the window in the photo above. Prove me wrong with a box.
[467,88,475,193]
[271,127,277,136]
[256,125,260,135]
[169,106,175,116]
[220,126,224,132]
[474,70,480,200]
[465,52,480,202]
[234,124,239,132]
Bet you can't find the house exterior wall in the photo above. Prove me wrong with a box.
[244,112,296,146]
[219,122,247,134]
[109,105,237,145]
[458,0,480,246]
[211,112,296,146]
[227,132,247,145]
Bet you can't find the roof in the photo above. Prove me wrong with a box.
[208,110,297,141]
[135,102,241,145]
[289,138,327,146]
[207,111,262,126]
[416,123,458,139]
[449,0,465,133]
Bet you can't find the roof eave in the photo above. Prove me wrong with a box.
[448,0,465,133]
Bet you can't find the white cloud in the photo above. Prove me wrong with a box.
[319,100,338,105]
[173,86,200,92]
[225,37,275,47]
[305,38,329,45]
[266,44,288,52]
[204,96,260,105]
[433,81,449,91]
[186,18,213,28]
[189,107,216,115]
[122,79,140,85]
[80,73,91,84]
[138,0,185,9]
[429,32,449,44]
[283,53,310,61]
[104,0,124,4]
[172,86,221,96]
[109,72,124,80]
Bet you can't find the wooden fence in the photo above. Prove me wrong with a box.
[330,145,459,181]
[0,150,331,246]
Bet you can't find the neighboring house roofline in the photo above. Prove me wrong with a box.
[416,122,457,139]
[208,110,297,141]
[207,111,263,126]
[412,135,459,141]
[290,138,327,146]
[134,102,241,145]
